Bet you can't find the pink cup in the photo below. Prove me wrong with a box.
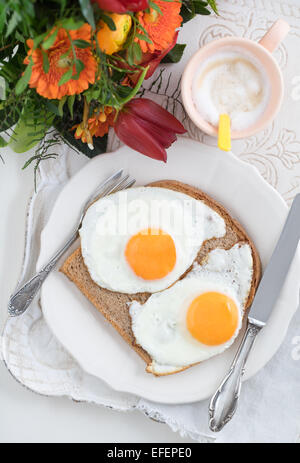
[181,19,290,139]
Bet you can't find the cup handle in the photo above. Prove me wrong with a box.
[259,19,290,53]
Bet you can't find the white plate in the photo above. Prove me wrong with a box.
[39,138,300,404]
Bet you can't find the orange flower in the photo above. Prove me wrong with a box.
[73,107,115,147]
[73,123,94,148]
[88,107,115,138]
[25,24,97,100]
[136,0,182,53]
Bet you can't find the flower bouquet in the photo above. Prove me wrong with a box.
[0,0,217,172]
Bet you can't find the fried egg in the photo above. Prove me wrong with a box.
[80,187,226,294]
[129,244,253,374]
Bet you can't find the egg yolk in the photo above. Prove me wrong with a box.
[125,228,176,280]
[186,292,239,345]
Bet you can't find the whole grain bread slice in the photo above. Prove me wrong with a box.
[60,180,261,376]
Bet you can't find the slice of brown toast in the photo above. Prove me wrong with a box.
[60,180,261,376]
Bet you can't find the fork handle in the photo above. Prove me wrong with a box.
[209,320,264,432]
[8,230,78,317]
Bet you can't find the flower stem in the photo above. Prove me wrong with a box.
[83,97,90,128]
[119,65,149,106]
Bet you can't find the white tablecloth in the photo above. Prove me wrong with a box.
[2,0,300,443]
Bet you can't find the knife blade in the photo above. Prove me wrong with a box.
[249,193,300,325]
[209,193,300,432]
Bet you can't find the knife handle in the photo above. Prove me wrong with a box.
[209,319,264,432]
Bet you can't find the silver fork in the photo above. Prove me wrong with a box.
[8,169,135,317]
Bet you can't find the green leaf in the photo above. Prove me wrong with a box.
[193,2,211,15]
[135,22,149,36]
[193,1,208,5]
[33,32,47,49]
[58,68,73,86]
[72,59,84,80]
[60,0,67,14]
[23,1,35,18]
[45,100,61,117]
[116,84,133,99]
[127,44,135,66]
[42,50,50,73]
[148,1,162,15]
[43,29,58,50]
[5,10,20,38]
[180,1,195,23]
[133,42,142,63]
[135,33,152,44]
[162,43,186,63]
[61,18,85,31]
[181,0,216,18]
[0,52,23,82]
[67,95,75,119]
[0,6,8,34]
[0,75,5,99]
[15,30,25,43]
[100,13,116,31]
[15,60,33,96]
[207,0,218,14]
[79,0,96,30]
[0,100,22,131]
[58,96,67,117]
[9,110,54,154]
[84,87,101,104]
[73,39,91,49]
[0,135,8,148]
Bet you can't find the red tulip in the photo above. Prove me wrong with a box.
[114,98,186,162]
[92,0,149,13]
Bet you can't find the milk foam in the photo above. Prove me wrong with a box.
[192,48,270,131]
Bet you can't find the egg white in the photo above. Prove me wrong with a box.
[129,244,253,372]
[80,187,226,294]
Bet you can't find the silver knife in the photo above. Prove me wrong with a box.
[209,193,300,432]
